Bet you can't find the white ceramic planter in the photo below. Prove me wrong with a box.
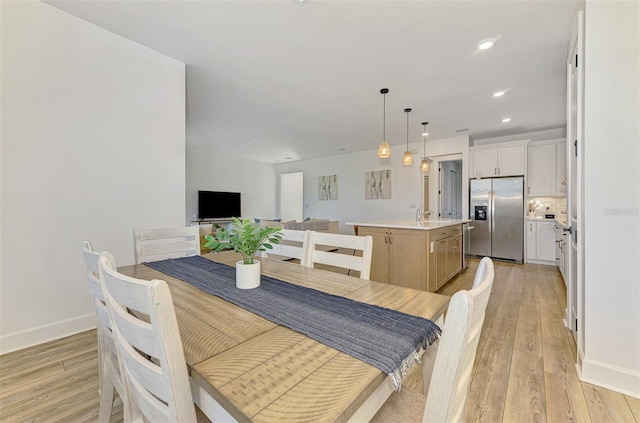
[235,260,261,289]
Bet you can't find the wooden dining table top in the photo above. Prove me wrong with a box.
[119,251,450,423]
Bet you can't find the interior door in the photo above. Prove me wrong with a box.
[566,11,584,348]
[423,174,430,216]
[439,163,452,218]
[280,172,303,221]
[450,168,461,219]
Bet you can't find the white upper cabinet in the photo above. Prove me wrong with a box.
[473,149,498,178]
[527,143,556,196]
[497,144,527,176]
[470,140,528,178]
[527,139,566,197]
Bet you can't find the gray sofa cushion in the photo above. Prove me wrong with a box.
[293,218,330,231]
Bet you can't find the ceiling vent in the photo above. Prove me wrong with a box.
[455,127,469,133]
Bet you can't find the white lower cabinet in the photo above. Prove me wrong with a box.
[526,220,556,264]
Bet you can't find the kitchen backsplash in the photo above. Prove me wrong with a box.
[528,196,567,216]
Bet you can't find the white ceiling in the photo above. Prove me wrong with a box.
[47,0,577,163]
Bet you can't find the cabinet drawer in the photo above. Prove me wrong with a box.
[432,225,461,240]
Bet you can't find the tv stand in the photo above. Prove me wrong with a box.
[192,218,233,225]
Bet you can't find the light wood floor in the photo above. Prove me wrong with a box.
[1,260,638,422]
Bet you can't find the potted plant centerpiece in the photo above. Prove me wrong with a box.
[204,217,283,289]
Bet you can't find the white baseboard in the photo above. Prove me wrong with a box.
[580,357,640,399]
[0,313,96,355]
[525,258,557,266]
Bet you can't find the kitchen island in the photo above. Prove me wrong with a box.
[346,219,470,292]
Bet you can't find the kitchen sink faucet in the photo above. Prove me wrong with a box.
[416,208,432,222]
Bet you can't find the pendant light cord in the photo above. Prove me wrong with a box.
[383,92,386,142]
[404,108,411,150]
[423,122,427,154]
[406,110,409,149]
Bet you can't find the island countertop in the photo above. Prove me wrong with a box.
[346,218,471,231]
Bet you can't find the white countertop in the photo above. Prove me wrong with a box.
[345,218,471,231]
[526,215,569,227]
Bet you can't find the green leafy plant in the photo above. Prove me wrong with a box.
[204,217,283,265]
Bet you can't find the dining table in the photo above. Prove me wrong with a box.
[119,250,450,423]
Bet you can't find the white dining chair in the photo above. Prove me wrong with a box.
[370,257,495,423]
[80,241,125,423]
[134,226,200,264]
[304,231,373,280]
[98,255,198,423]
[471,256,492,288]
[258,229,310,264]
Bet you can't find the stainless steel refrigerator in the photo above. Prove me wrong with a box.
[469,177,524,262]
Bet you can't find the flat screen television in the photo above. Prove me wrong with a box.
[198,191,241,219]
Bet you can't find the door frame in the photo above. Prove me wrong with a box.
[427,154,463,220]
[566,10,585,366]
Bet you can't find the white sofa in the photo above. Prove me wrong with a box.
[258,218,339,233]
[198,219,339,254]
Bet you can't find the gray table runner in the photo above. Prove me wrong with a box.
[145,256,441,389]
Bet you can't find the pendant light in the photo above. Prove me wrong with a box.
[420,122,431,172]
[401,108,413,166]
[377,88,391,159]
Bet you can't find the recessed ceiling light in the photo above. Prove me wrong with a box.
[493,90,506,97]
[421,132,429,137]
[337,147,347,151]
[285,156,293,160]
[295,0,310,5]
[502,117,511,123]
[477,40,494,50]
[455,127,469,133]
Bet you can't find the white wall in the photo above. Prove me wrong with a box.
[0,2,186,353]
[582,0,640,396]
[186,148,277,222]
[276,135,469,233]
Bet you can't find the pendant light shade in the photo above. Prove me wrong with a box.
[420,121,431,172]
[402,108,413,166]
[377,88,391,159]
[420,158,431,172]
[402,151,413,165]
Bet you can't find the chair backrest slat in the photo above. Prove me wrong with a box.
[134,226,200,264]
[116,331,168,401]
[109,301,161,359]
[305,231,373,280]
[423,257,494,423]
[259,229,310,264]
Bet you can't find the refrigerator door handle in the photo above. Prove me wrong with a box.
[487,190,493,236]
[490,190,496,234]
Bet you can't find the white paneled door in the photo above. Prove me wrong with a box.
[566,11,584,355]
[280,172,303,222]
